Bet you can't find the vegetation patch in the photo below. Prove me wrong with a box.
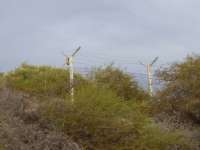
[6,63,87,98]
[0,145,4,150]
[155,55,200,124]
[89,65,149,101]
[41,85,189,150]
[5,64,191,150]
[0,73,5,90]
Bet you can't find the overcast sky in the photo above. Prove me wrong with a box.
[0,0,200,73]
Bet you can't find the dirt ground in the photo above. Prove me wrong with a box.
[0,88,81,150]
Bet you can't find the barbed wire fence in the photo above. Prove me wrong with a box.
[60,52,169,94]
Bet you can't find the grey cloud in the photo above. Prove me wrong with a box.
[0,0,200,72]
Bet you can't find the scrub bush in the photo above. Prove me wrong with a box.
[6,63,86,98]
[5,64,190,149]
[89,65,149,101]
[155,55,200,123]
[41,84,189,150]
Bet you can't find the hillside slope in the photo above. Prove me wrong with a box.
[0,87,81,150]
[0,64,193,150]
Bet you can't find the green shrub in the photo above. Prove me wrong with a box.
[89,65,149,101]
[0,145,4,150]
[156,55,200,123]
[0,73,5,90]
[41,84,189,150]
[5,64,190,149]
[6,63,87,98]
